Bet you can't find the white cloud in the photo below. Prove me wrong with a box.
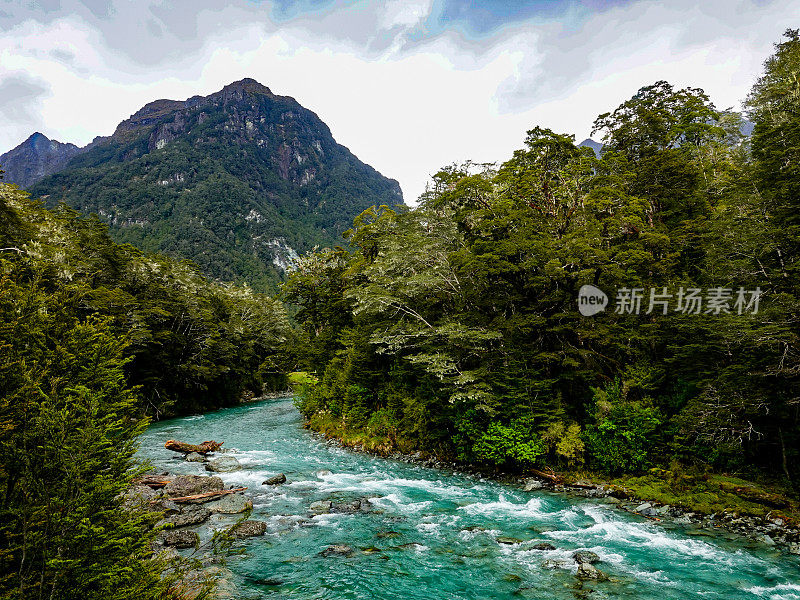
[0,0,795,203]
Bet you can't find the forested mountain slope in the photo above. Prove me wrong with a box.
[19,78,402,291]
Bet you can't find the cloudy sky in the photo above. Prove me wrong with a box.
[0,0,796,202]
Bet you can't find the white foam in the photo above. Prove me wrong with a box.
[457,494,545,518]
[746,583,800,600]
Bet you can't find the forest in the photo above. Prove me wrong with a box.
[0,183,290,598]
[287,30,800,490]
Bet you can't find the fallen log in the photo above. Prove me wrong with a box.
[529,467,563,484]
[165,487,247,504]
[164,439,223,455]
[136,477,172,489]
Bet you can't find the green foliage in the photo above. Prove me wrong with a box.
[473,415,546,469]
[284,29,800,493]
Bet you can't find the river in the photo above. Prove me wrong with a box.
[137,397,800,600]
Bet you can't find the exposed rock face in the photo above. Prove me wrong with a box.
[164,475,224,497]
[0,132,84,188]
[205,456,242,473]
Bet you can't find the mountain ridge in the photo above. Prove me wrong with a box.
[7,78,402,291]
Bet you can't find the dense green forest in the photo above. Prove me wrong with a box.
[0,182,290,598]
[287,31,800,490]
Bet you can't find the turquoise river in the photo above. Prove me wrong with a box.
[138,397,800,600]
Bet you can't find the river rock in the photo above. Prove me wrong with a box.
[207,494,252,514]
[231,520,268,538]
[332,499,368,513]
[166,506,211,527]
[121,485,157,509]
[164,475,224,497]
[577,562,607,580]
[523,479,545,491]
[263,473,286,485]
[319,544,353,557]
[185,452,205,463]
[163,529,199,549]
[309,500,332,514]
[205,455,242,473]
[573,550,600,564]
[542,558,574,570]
[531,542,556,551]
[496,536,523,545]
[151,498,181,516]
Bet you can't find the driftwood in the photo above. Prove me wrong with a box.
[529,467,563,484]
[166,487,247,503]
[164,439,223,455]
[136,477,172,489]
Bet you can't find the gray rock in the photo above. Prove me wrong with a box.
[634,502,652,513]
[164,475,224,498]
[523,479,544,491]
[205,455,242,473]
[531,542,556,551]
[163,529,199,549]
[496,536,523,545]
[263,473,287,485]
[309,500,332,514]
[542,558,574,570]
[231,520,268,538]
[319,544,353,557]
[207,494,252,514]
[120,485,157,509]
[333,499,368,513]
[577,562,607,580]
[166,506,211,527]
[573,550,600,565]
[787,543,800,555]
[185,452,205,462]
[152,498,181,515]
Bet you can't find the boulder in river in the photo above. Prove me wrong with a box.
[319,544,353,557]
[496,536,523,545]
[531,542,556,551]
[573,550,600,565]
[164,475,224,498]
[205,455,242,473]
[263,473,286,485]
[577,562,608,581]
[309,500,332,514]
[165,505,211,528]
[332,499,368,513]
[207,494,252,514]
[163,529,199,549]
[185,452,205,463]
[231,520,268,538]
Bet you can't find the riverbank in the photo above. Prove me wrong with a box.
[305,412,800,555]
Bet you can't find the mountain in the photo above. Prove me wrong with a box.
[0,132,85,188]
[578,138,603,157]
[21,79,402,291]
